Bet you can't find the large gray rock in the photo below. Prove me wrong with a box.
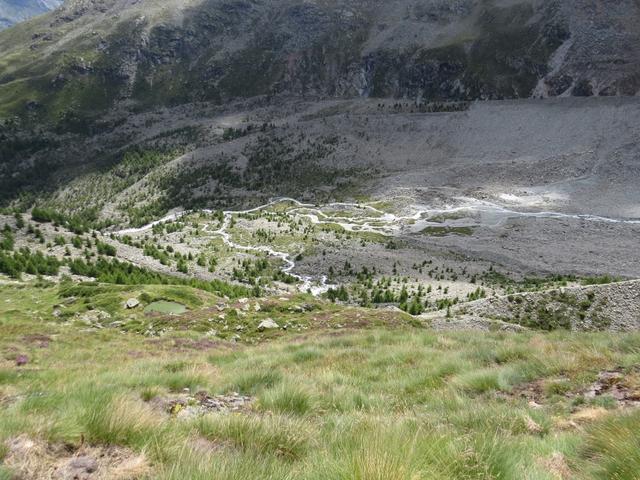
[125,298,140,309]
[257,318,279,331]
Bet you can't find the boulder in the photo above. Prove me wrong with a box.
[125,298,140,309]
[258,318,279,331]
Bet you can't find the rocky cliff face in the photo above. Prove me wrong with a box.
[1,0,639,124]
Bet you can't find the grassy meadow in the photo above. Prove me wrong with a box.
[0,282,639,479]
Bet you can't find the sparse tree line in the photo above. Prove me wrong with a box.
[222,123,274,141]
[324,261,489,316]
[376,101,471,114]
[231,257,297,286]
[0,248,60,278]
[0,246,250,298]
[0,216,252,297]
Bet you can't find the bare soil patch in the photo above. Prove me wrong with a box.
[4,436,151,480]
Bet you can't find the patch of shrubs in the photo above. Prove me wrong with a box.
[31,207,100,234]
[96,241,117,257]
[0,227,14,251]
[0,248,60,278]
[68,257,251,298]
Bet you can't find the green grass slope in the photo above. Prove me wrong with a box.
[1,281,639,479]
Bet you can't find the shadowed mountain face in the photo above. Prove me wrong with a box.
[0,0,61,30]
[1,0,640,222]
[0,0,639,124]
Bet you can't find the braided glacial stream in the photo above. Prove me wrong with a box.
[116,197,640,295]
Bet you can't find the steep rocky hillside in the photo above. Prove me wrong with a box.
[2,0,640,223]
[451,280,640,331]
[1,0,639,125]
[3,96,640,222]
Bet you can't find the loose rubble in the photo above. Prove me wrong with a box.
[152,390,254,419]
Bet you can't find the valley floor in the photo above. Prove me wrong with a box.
[0,199,637,476]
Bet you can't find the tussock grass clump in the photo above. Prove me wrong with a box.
[156,444,292,480]
[399,359,463,399]
[163,361,191,373]
[226,370,283,395]
[0,370,20,384]
[81,392,162,447]
[304,418,505,480]
[0,442,8,463]
[195,414,311,461]
[544,379,573,396]
[130,363,209,393]
[336,430,435,480]
[288,346,324,363]
[140,386,163,402]
[454,368,503,393]
[579,410,640,479]
[208,350,249,366]
[258,383,315,415]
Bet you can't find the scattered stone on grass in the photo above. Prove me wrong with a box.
[152,391,253,419]
[78,310,111,326]
[258,318,279,331]
[125,298,140,309]
[584,368,640,407]
[508,368,640,409]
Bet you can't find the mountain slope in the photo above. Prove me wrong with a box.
[1,0,639,125]
[0,0,61,30]
[3,95,640,226]
[2,0,640,227]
